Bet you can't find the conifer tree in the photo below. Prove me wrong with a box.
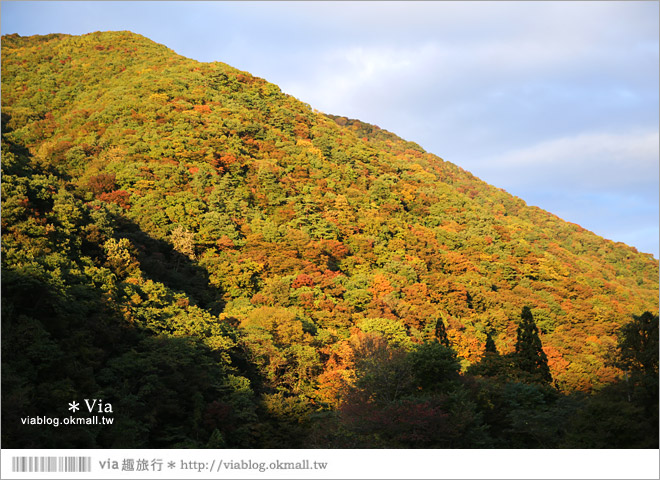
[485,332,498,354]
[514,307,552,384]
[465,330,505,378]
[434,317,450,346]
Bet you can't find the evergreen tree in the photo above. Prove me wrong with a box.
[465,331,508,378]
[485,332,498,354]
[434,317,450,347]
[514,307,552,384]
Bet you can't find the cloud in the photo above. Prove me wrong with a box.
[272,2,658,148]
[282,44,434,118]
[471,130,660,192]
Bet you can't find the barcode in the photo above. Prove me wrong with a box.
[12,456,91,473]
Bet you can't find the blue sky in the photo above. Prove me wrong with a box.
[2,1,659,257]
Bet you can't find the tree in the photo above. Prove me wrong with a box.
[408,341,460,392]
[484,332,497,353]
[170,225,196,267]
[465,331,513,380]
[615,311,658,433]
[616,311,658,378]
[434,317,450,347]
[514,307,552,384]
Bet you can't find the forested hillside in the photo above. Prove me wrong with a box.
[2,31,658,448]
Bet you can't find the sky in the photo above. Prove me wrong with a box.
[2,1,659,257]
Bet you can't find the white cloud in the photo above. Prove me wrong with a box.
[283,44,435,117]
[471,130,659,192]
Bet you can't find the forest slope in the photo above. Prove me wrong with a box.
[2,31,658,448]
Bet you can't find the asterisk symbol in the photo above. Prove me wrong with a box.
[167,461,176,469]
[68,401,80,412]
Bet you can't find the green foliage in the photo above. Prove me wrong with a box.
[562,384,657,448]
[357,318,413,350]
[616,311,658,377]
[349,334,415,404]
[408,342,461,392]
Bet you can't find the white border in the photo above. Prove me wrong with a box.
[1,449,659,479]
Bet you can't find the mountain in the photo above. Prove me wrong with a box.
[2,31,658,448]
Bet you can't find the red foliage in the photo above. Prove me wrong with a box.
[211,153,237,171]
[297,292,315,309]
[292,273,315,289]
[50,140,73,163]
[97,189,131,209]
[87,173,117,195]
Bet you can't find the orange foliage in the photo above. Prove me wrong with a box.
[97,190,131,209]
[292,273,315,288]
[193,104,212,114]
[543,345,570,378]
[369,273,394,299]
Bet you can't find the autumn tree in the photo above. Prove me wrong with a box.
[171,224,196,262]
[514,307,552,384]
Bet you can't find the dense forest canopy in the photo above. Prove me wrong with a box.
[1,31,658,448]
